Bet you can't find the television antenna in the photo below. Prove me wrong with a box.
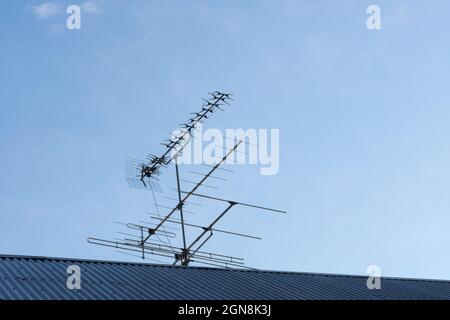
[88,91,286,268]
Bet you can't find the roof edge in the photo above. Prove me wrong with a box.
[1,253,449,283]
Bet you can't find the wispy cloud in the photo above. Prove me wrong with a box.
[31,2,62,19]
[31,1,102,19]
[82,1,102,14]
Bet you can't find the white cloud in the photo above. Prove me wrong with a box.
[82,1,102,14]
[31,2,62,19]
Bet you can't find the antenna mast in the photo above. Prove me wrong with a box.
[89,91,286,268]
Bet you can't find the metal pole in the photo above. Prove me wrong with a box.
[174,156,187,254]
[141,141,242,245]
[140,227,145,260]
[187,202,236,251]
[174,202,236,265]
[181,192,287,214]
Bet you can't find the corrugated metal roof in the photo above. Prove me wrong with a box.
[0,254,449,300]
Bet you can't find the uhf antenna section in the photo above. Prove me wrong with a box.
[138,91,232,185]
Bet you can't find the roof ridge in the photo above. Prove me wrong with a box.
[1,253,449,283]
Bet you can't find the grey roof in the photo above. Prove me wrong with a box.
[0,254,449,300]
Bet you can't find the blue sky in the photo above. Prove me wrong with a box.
[1,0,450,280]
